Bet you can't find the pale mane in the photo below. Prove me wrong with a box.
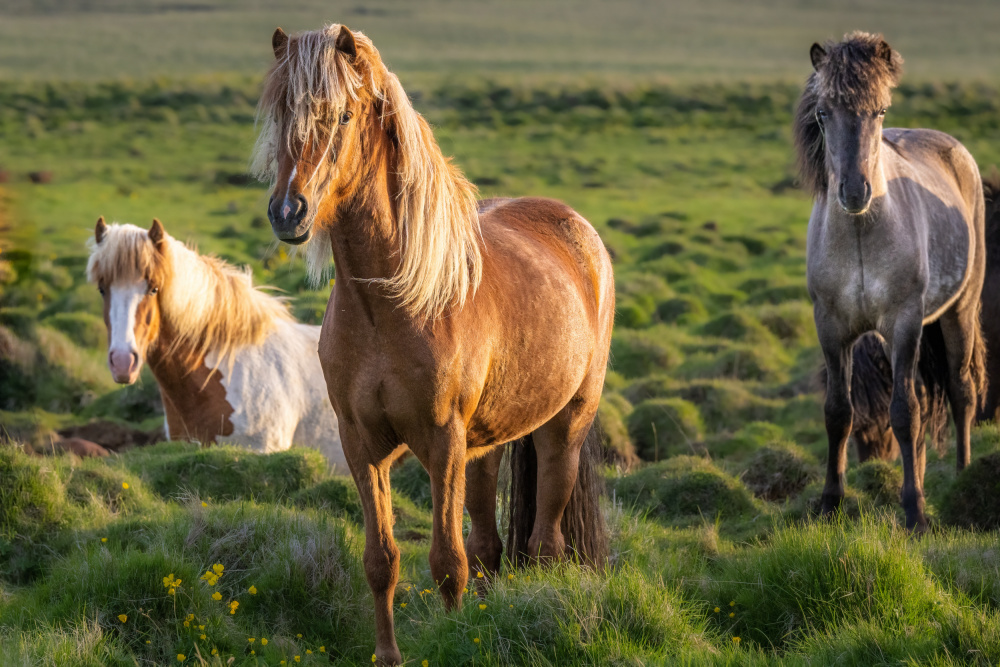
[87,223,291,368]
[252,24,483,321]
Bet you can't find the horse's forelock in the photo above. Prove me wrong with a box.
[251,24,370,183]
[815,32,903,111]
[86,224,168,287]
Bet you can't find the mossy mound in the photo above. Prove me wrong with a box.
[610,327,683,378]
[852,460,903,508]
[290,477,364,522]
[0,444,70,540]
[127,443,329,503]
[626,398,704,460]
[610,456,759,522]
[698,310,776,345]
[740,443,818,501]
[940,452,1000,530]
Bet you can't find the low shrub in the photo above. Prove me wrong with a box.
[626,398,704,460]
[610,456,758,522]
[939,452,1000,530]
[740,443,818,502]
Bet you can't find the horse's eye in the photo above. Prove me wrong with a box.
[816,109,826,122]
[340,111,353,125]
[148,286,159,296]
[878,108,887,117]
[98,286,105,296]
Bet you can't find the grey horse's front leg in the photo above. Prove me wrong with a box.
[889,311,927,531]
[819,331,855,516]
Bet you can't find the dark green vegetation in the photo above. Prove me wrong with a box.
[4,6,1000,660]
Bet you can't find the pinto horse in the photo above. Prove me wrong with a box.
[253,25,613,664]
[86,218,346,469]
[796,33,986,529]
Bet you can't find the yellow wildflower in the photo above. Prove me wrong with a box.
[400,602,407,608]
[201,501,207,507]
[228,600,239,614]
[122,482,129,490]
[211,649,218,656]
[212,591,222,601]
[248,638,255,644]
[248,585,257,595]
[177,655,185,662]
[261,638,268,646]
[729,612,735,618]
[186,614,193,621]
[296,634,302,639]
[198,625,204,631]
[714,607,720,613]
[306,649,313,654]
[146,641,151,645]
[476,571,484,578]
[733,637,741,644]
[250,650,255,655]
[479,604,487,610]
[473,637,480,644]
[509,604,514,608]
[118,614,127,623]
[183,621,189,628]
[319,646,325,652]
[730,601,735,607]
[200,634,206,640]
[507,574,514,580]
[423,661,429,667]
[101,537,107,543]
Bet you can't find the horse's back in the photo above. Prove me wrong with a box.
[882,127,984,321]
[479,196,613,308]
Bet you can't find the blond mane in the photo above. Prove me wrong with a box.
[252,24,482,321]
[86,223,291,369]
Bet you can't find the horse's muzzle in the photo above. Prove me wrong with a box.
[838,180,872,215]
[268,194,313,245]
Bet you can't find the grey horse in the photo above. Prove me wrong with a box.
[795,32,986,529]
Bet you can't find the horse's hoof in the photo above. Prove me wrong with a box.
[819,493,843,517]
[375,648,402,666]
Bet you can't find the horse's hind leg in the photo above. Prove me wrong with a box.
[465,446,504,582]
[818,323,855,515]
[888,310,927,530]
[526,399,595,561]
[939,305,982,471]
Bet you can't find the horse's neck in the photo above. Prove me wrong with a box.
[146,321,215,394]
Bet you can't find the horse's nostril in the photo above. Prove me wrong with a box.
[294,194,308,219]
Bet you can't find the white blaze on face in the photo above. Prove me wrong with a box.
[107,281,147,384]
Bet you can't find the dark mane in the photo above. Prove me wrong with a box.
[793,32,904,196]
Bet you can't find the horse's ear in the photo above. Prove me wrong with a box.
[148,218,166,249]
[336,25,357,60]
[877,39,892,63]
[272,27,288,59]
[810,43,827,71]
[95,216,107,244]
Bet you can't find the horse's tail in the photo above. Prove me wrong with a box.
[978,168,1000,420]
[816,330,953,460]
[505,419,608,568]
[919,321,956,457]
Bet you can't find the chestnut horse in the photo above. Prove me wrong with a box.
[253,25,612,664]
[796,33,986,529]
[86,218,346,469]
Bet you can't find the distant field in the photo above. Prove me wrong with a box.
[1,0,1000,81]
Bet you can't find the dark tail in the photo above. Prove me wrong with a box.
[504,420,608,568]
[978,168,1000,420]
[817,330,951,460]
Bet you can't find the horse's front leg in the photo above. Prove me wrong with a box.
[341,423,403,666]
[888,311,927,530]
[818,326,855,516]
[465,446,504,584]
[416,422,469,610]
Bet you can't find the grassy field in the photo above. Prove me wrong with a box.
[4,1,1000,665]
